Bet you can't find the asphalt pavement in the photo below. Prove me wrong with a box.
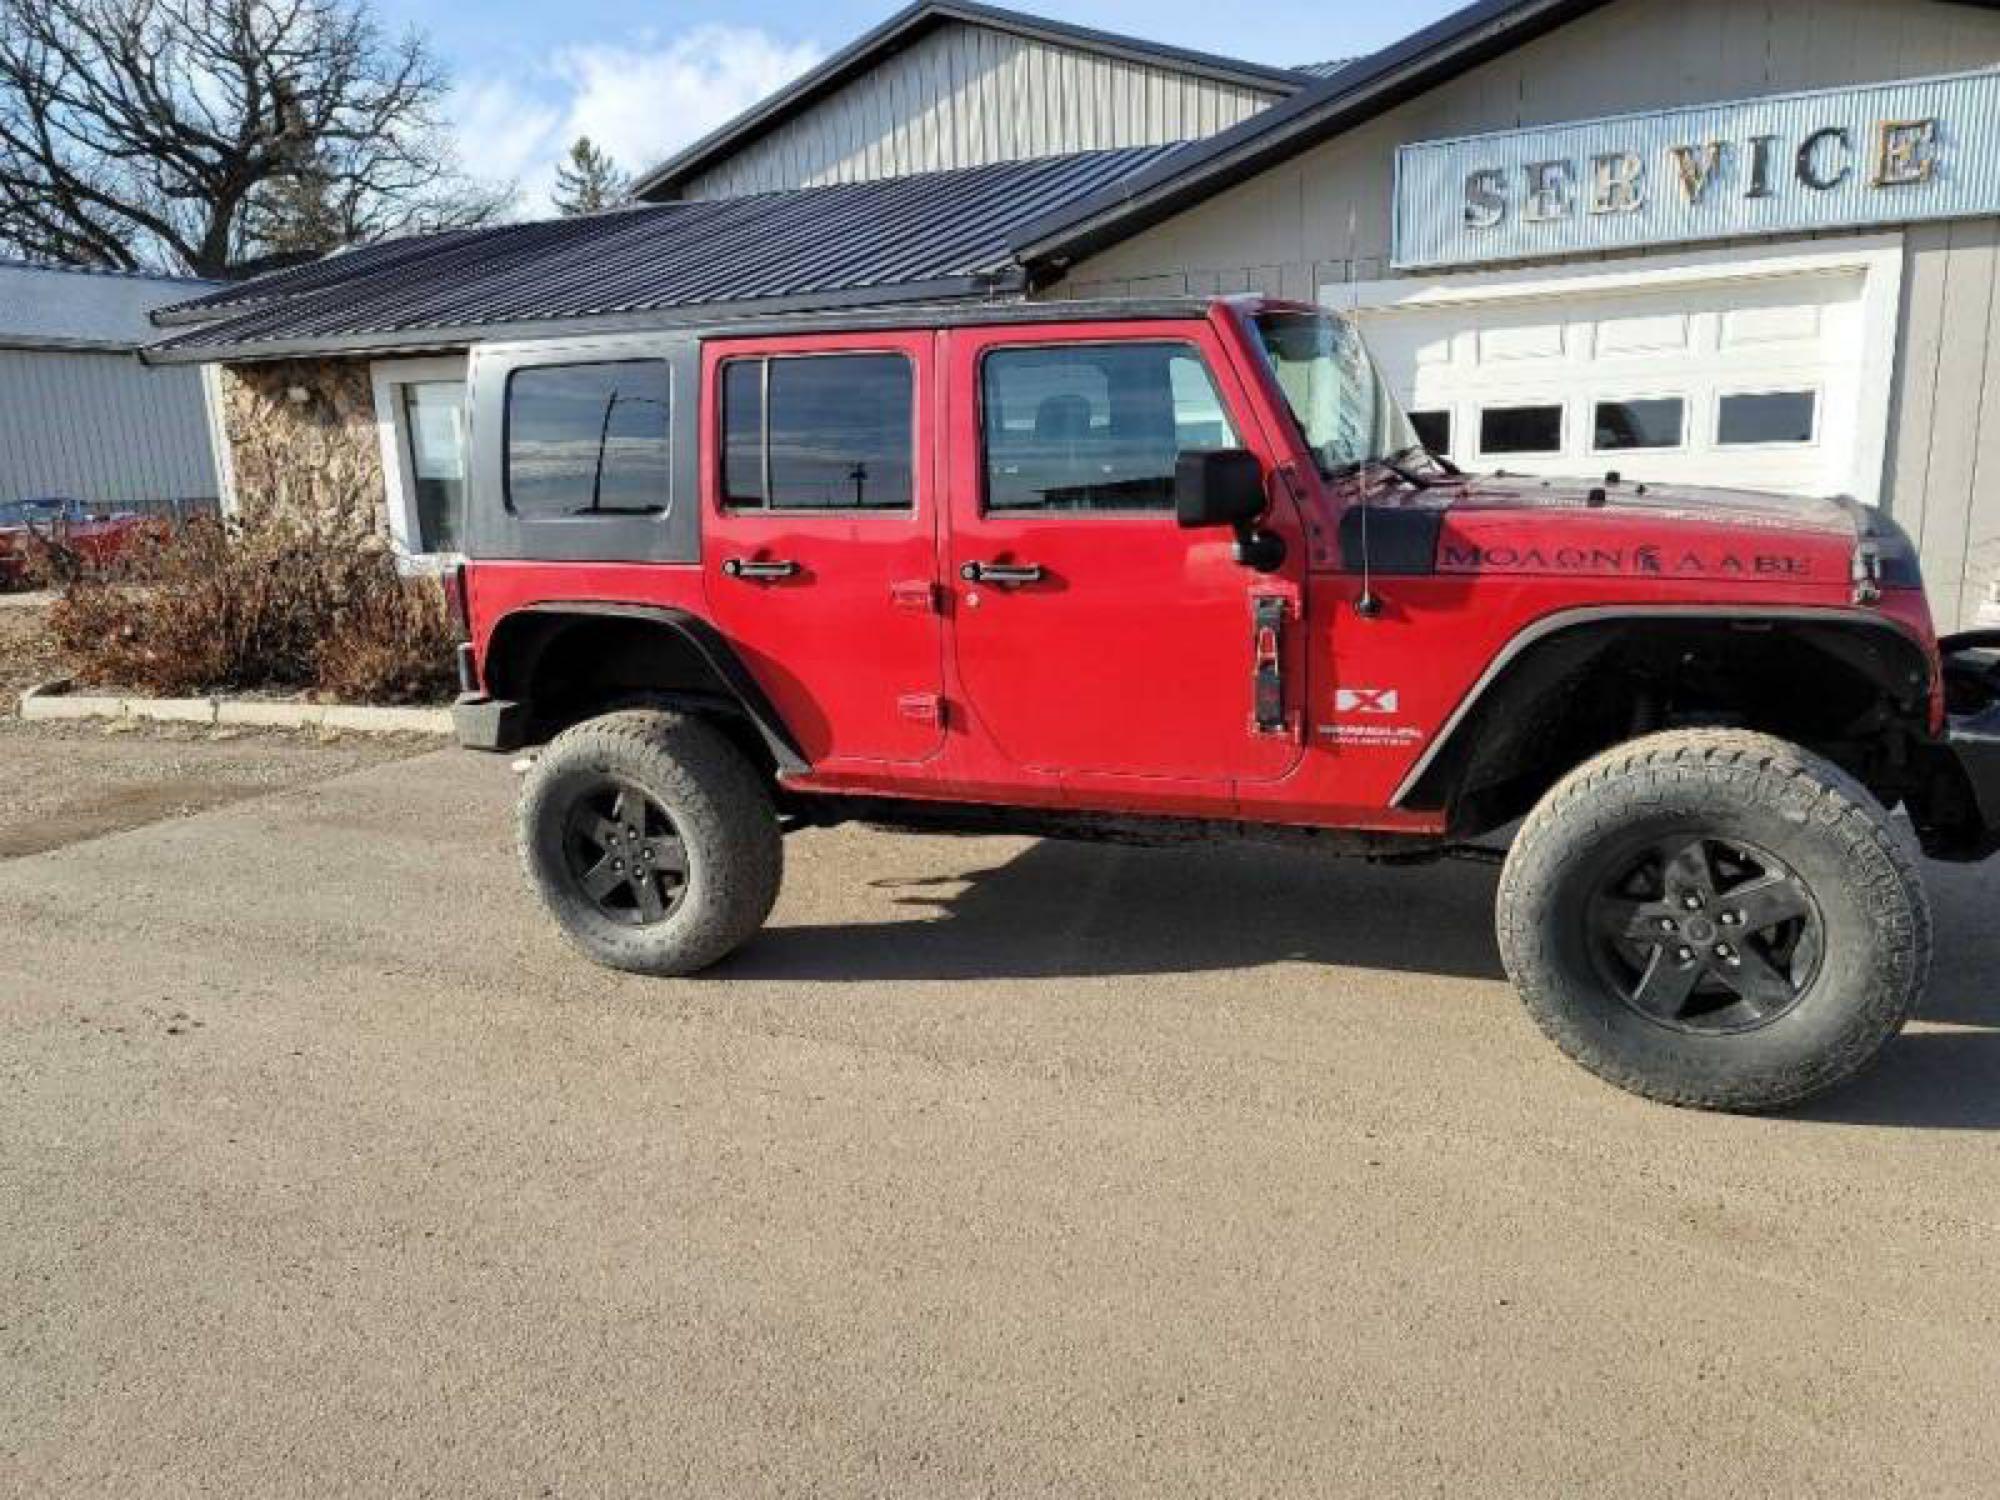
[3,742,1998,1497]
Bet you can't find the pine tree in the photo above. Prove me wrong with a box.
[552,137,630,217]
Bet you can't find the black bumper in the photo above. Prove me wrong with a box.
[1916,635,2000,861]
[453,693,531,753]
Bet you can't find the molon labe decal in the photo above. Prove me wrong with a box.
[1438,540,1815,579]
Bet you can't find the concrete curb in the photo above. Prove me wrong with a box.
[18,680,452,736]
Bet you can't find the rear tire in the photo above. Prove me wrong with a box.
[1496,729,1930,1111]
[518,709,782,976]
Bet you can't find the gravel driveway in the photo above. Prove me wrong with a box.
[2,743,1998,1496]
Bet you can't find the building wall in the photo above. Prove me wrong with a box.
[220,360,386,534]
[680,20,1283,200]
[1051,0,2000,626]
[0,348,217,504]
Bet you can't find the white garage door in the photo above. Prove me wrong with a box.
[1345,258,1882,501]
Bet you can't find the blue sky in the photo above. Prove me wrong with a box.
[367,0,1465,210]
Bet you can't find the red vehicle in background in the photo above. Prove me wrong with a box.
[0,497,162,587]
[444,297,2000,1112]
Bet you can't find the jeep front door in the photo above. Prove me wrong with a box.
[944,323,1303,791]
[703,332,944,769]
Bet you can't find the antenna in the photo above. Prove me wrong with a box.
[1338,210,1385,623]
[1354,488,1383,618]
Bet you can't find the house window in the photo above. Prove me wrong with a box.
[981,342,1238,513]
[1718,390,1818,446]
[505,360,671,518]
[1479,403,1564,455]
[1593,397,1685,452]
[372,356,470,561]
[400,383,465,552]
[721,353,914,511]
[1409,409,1452,457]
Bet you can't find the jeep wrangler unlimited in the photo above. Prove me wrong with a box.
[449,297,2000,1112]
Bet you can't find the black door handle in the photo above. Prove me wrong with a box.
[961,561,1043,587]
[722,557,799,581]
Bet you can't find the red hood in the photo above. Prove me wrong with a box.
[1450,474,1859,535]
[1405,474,1869,589]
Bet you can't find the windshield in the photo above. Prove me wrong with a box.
[1252,312,1422,479]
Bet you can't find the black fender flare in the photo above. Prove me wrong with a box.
[485,602,808,775]
[1392,604,1936,811]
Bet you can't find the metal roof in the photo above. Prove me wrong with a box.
[144,147,1185,365]
[0,259,220,352]
[1291,58,1359,79]
[628,1,1304,201]
[1011,0,1612,269]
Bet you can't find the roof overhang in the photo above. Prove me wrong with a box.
[0,335,143,355]
[630,0,1303,201]
[1011,0,1612,271]
[138,274,1022,366]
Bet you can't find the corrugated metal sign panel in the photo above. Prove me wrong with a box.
[1394,68,2000,270]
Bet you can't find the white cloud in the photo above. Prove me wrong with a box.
[451,26,824,215]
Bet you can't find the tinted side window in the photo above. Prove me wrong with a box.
[506,361,670,518]
[983,343,1239,513]
[722,353,913,511]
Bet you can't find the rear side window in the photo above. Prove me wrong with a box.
[506,360,670,518]
[982,342,1239,513]
[721,353,914,511]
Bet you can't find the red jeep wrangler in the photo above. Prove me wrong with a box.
[450,297,2000,1112]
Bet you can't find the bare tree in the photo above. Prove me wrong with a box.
[0,0,514,279]
[551,135,627,218]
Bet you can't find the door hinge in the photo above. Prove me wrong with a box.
[1249,592,1299,738]
[891,579,940,613]
[898,692,945,726]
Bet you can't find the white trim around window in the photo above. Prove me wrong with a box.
[371,354,469,569]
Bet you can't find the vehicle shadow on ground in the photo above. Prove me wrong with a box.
[729,834,1510,985]
[724,834,2000,1131]
[1792,860,2000,1131]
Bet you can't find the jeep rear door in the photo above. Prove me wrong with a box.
[943,319,1305,794]
[702,331,944,770]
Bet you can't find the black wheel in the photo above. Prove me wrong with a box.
[1497,729,1931,1112]
[518,709,782,976]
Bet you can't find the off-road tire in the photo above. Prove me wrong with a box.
[518,709,782,976]
[1496,729,1931,1112]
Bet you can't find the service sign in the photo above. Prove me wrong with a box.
[1393,70,2000,270]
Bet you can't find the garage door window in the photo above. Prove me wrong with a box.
[1480,404,1563,456]
[1409,409,1452,457]
[1594,398,1685,453]
[1718,390,1818,447]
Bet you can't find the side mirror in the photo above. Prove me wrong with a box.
[1175,448,1286,573]
[1175,449,1265,530]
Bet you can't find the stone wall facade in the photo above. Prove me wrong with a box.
[220,359,387,534]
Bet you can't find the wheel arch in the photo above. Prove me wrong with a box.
[481,603,807,775]
[1396,606,1936,835]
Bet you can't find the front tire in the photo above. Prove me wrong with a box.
[1497,729,1930,1111]
[518,710,782,976]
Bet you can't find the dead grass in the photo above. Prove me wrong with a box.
[0,598,65,714]
[48,512,457,706]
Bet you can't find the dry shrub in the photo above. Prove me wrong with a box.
[49,510,457,705]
